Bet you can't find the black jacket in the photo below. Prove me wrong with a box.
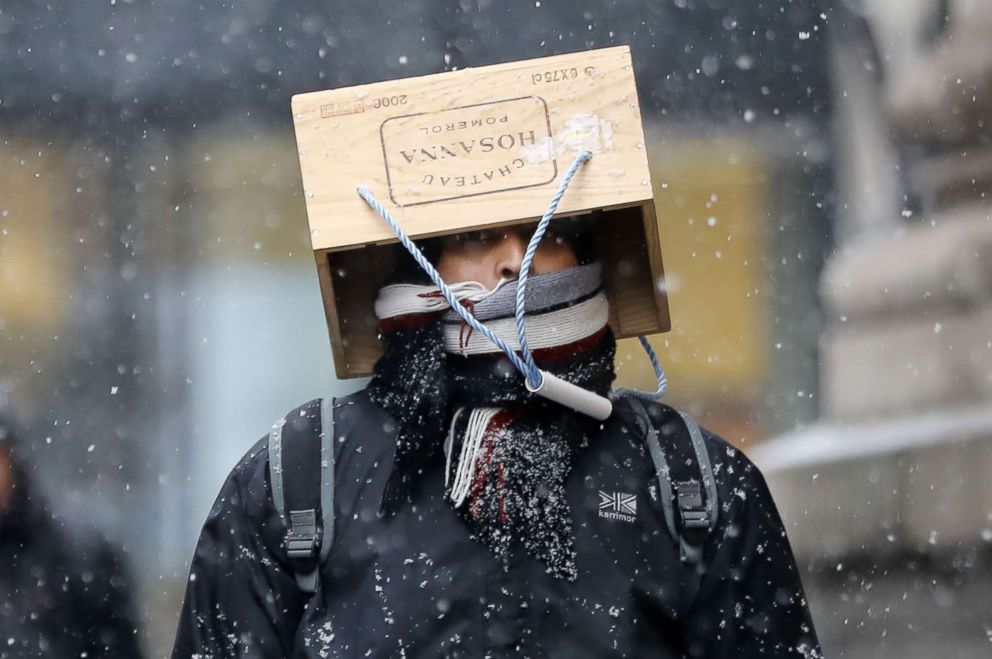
[0,441,144,659]
[173,390,820,658]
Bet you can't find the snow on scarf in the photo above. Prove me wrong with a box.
[368,262,615,580]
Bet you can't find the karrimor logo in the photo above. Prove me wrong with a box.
[598,491,637,524]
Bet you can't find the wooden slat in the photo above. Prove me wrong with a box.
[599,203,669,337]
[293,46,653,252]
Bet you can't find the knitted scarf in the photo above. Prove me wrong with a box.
[368,263,615,580]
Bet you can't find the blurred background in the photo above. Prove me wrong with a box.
[1,0,990,656]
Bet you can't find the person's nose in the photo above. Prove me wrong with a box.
[493,231,527,282]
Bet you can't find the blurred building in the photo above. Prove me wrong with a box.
[755,1,992,657]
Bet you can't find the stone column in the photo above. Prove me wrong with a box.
[758,0,992,559]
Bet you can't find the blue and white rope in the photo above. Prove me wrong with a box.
[515,150,592,389]
[613,336,669,400]
[356,185,535,381]
[356,150,667,403]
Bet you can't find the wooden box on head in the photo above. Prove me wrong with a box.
[292,45,670,379]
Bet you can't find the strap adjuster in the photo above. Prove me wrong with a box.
[675,481,710,530]
[285,509,320,560]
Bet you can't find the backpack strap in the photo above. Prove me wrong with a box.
[625,398,718,606]
[665,410,718,562]
[267,397,336,594]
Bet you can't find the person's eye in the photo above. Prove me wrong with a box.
[464,230,498,246]
[448,231,484,244]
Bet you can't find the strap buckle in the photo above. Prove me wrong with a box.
[675,480,710,531]
[285,509,320,560]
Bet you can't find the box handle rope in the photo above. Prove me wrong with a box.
[357,151,666,420]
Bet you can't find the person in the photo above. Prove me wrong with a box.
[0,415,145,658]
[171,218,822,658]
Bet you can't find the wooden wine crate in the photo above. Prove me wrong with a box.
[291,45,670,378]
